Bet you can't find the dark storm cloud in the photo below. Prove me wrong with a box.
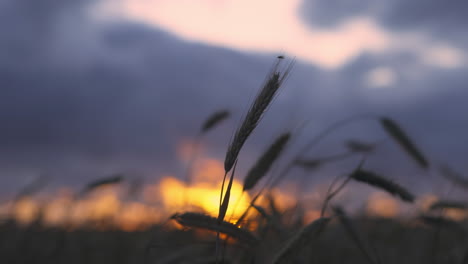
[299,0,376,27]
[300,0,468,41]
[379,0,468,31]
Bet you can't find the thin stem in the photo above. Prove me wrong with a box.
[183,132,203,206]
[321,176,352,217]
[228,192,245,222]
[321,158,367,217]
[216,171,228,263]
[320,174,346,216]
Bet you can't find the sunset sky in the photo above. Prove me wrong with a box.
[0,0,467,198]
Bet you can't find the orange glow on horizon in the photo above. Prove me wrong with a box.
[366,192,400,218]
[7,156,462,232]
[14,198,40,225]
[157,158,251,221]
[1,158,255,230]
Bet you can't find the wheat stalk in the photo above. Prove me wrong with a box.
[351,169,415,203]
[217,59,293,257]
[429,200,468,211]
[345,139,376,153]
[380,117,429,169]
[224,59,293,173]
[243,133,290,191]
[218,161,237,223]
[419,215,465,232]
[294,159,323,170]
[294,152,354,171]
[171,212,258,244]
[79,174,123,196]
[201,110,230,133]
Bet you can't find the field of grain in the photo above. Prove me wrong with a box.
[1,216,467,263]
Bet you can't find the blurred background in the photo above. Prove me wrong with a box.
[0,0,467,231]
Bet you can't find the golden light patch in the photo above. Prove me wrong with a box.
[366,192,400,218]
[14,198,40,225]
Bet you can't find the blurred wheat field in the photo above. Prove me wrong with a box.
[1,217,467,264]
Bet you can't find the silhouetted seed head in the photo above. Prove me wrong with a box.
[345,140,376,153]
[351,169,415,203]
[272,217,330,264]
[126,178,143,199]
[252,205,270,219]
[81,174,123,195]
[14,175,48,201]
[171,212,258,244]
[419,215,465,232]
[439,165,468,189]
[201,110,230,133]
[294,159,323,171]
[243,133,291,191]
[380,117,429,169]
[429,200,468,211]
[224,60,293,173]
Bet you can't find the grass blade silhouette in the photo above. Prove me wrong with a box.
[80,174,123,196]
[439,165,468,189]
[380,117,429,169]
[201,110,230,133]
[218,161,237,223]
[243,133,290,191]
[345,139,376,153]
[172,212,258,244]
[429,200,468,211]
[351,169,415,203]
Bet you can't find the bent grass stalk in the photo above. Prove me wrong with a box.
[79,174,123,197]
[350,169,415,203]
[201,110,230,134]
[229,132,290,222]
[243,133,291,192]
[171,212,258,244]
[439,165,468,189]
[320,159,366,217]
[380,117,429,169]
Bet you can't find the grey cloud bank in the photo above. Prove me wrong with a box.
[0,0,466,195]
